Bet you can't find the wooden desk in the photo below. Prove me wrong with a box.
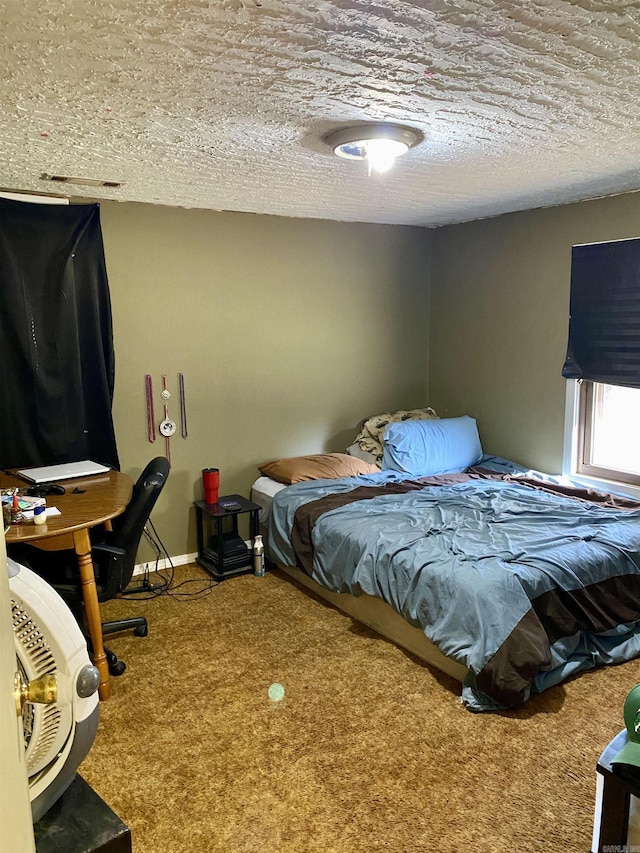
[3,469,133,701]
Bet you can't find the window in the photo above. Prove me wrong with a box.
[576,381,640,486]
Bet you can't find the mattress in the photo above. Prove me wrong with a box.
[251,475,286,525]
[250,475,466,680]
[266,463,640,711]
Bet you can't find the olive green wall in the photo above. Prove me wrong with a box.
[429,191,640,473]
[99,202,431,560]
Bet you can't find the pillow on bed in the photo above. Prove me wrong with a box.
[351,407,439,464]
[381,416,483,476]
[258,453,379,484]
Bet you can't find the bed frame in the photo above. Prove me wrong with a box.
[275,562,467,683]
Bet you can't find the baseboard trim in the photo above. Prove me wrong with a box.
[133,552,197,576]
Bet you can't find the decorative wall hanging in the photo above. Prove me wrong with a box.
[145,374,156,443]
[158,374,176,462]
[144,373,187,461]
[179,372,188,438]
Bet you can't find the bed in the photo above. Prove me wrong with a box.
[252,414,640,711]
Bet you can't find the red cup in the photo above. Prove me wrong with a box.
[202,468,219,504]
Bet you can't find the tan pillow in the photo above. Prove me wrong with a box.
[258,453,379,485]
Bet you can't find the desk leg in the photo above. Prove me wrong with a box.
[73,529,111,701]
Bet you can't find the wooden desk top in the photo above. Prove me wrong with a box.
[2,469,133,542]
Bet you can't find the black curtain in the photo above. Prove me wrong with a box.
[562,237,640,389]
[0,197,119,470]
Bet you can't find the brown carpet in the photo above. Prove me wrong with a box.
[79,564,639,853]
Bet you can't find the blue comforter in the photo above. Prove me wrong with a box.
[267,458,640,710]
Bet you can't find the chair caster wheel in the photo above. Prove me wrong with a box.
[110,660,126,676]
[134,624,148,637]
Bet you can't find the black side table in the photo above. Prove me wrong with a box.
[194,493,262,580]
[34,774,131,853]
[593,729,640,851]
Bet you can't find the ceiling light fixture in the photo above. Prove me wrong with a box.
[325,124,421,175]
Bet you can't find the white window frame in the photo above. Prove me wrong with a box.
[563,379,640,499]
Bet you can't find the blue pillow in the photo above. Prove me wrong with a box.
[382,416,483,476]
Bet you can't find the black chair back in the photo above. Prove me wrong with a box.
[96,456,170,594]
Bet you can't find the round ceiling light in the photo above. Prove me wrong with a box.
[325,124,421,174]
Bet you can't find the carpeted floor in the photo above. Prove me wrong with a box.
[79,564,638,853]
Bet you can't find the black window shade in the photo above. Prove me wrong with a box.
[562,237,640,389]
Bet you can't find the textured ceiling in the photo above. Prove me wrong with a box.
[1,0,639,227]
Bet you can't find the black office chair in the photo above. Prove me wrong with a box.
[10,456,170,676]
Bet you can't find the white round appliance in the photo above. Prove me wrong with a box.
[8,556,100,822]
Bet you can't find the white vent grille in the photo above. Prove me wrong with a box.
[12,599,62,776]
[41,173,123,189]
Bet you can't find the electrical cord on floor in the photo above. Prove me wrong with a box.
[122,519,219,601]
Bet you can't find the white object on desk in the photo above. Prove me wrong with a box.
[33,506,46,525]
[17,461,110,484]
[22,506,61,522]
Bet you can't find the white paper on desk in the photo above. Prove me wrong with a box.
[22,506,62,521]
